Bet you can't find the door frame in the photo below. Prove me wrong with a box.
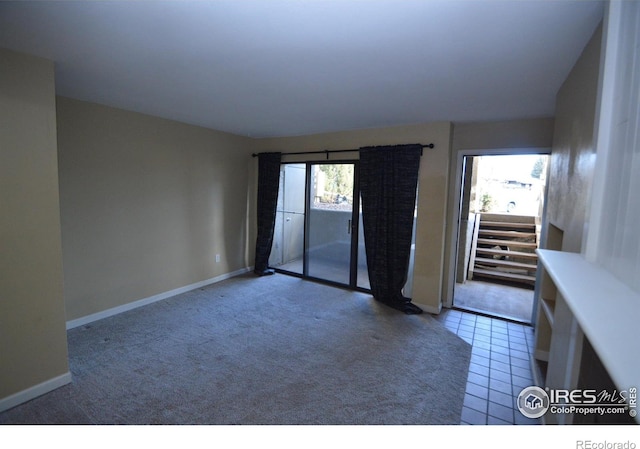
[445,147,551,324]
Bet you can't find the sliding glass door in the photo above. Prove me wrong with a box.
[269,163,305,274]
[356,200,370,290]
[307,163,355,285]
[270,161,369,290]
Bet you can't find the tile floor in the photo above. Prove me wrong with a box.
[434,308,541,425]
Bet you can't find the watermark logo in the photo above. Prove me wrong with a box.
[517,386,550,418]
[576,441,636,449]
[517,386,637,419]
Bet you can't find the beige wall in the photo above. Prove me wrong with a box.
[452,118,555,152]
[57,98,255,321]
[0,49,69,402]
[256,122,452,313]
[545,24,602,253]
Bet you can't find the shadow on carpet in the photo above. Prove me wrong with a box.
[0,274,471,425]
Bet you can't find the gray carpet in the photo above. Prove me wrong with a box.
[0,273,471,425]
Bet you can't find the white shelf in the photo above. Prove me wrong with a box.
[536,249,640,396]
[540,297,556,327]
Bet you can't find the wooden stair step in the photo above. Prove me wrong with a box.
[478,229,537,239]
[474,257,538,271]
[477,238,538,249]
[473,268,536,284]
[476,247,538,259]
[479,220,536,230]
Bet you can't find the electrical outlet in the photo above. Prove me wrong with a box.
[215,254,221,263]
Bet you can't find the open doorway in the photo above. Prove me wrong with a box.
[453,153,549,323]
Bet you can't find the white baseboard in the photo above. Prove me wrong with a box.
[66,267,253,330]
[416,301,442,315]
[0,372,72,413]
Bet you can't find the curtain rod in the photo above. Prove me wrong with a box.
[251,143,434,159]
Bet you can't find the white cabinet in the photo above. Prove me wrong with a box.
[532,250,639,424]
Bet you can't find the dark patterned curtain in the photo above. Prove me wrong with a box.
[359,144,423,314]
[254,152,282,276]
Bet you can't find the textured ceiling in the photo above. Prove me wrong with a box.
[0,1,604,137]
